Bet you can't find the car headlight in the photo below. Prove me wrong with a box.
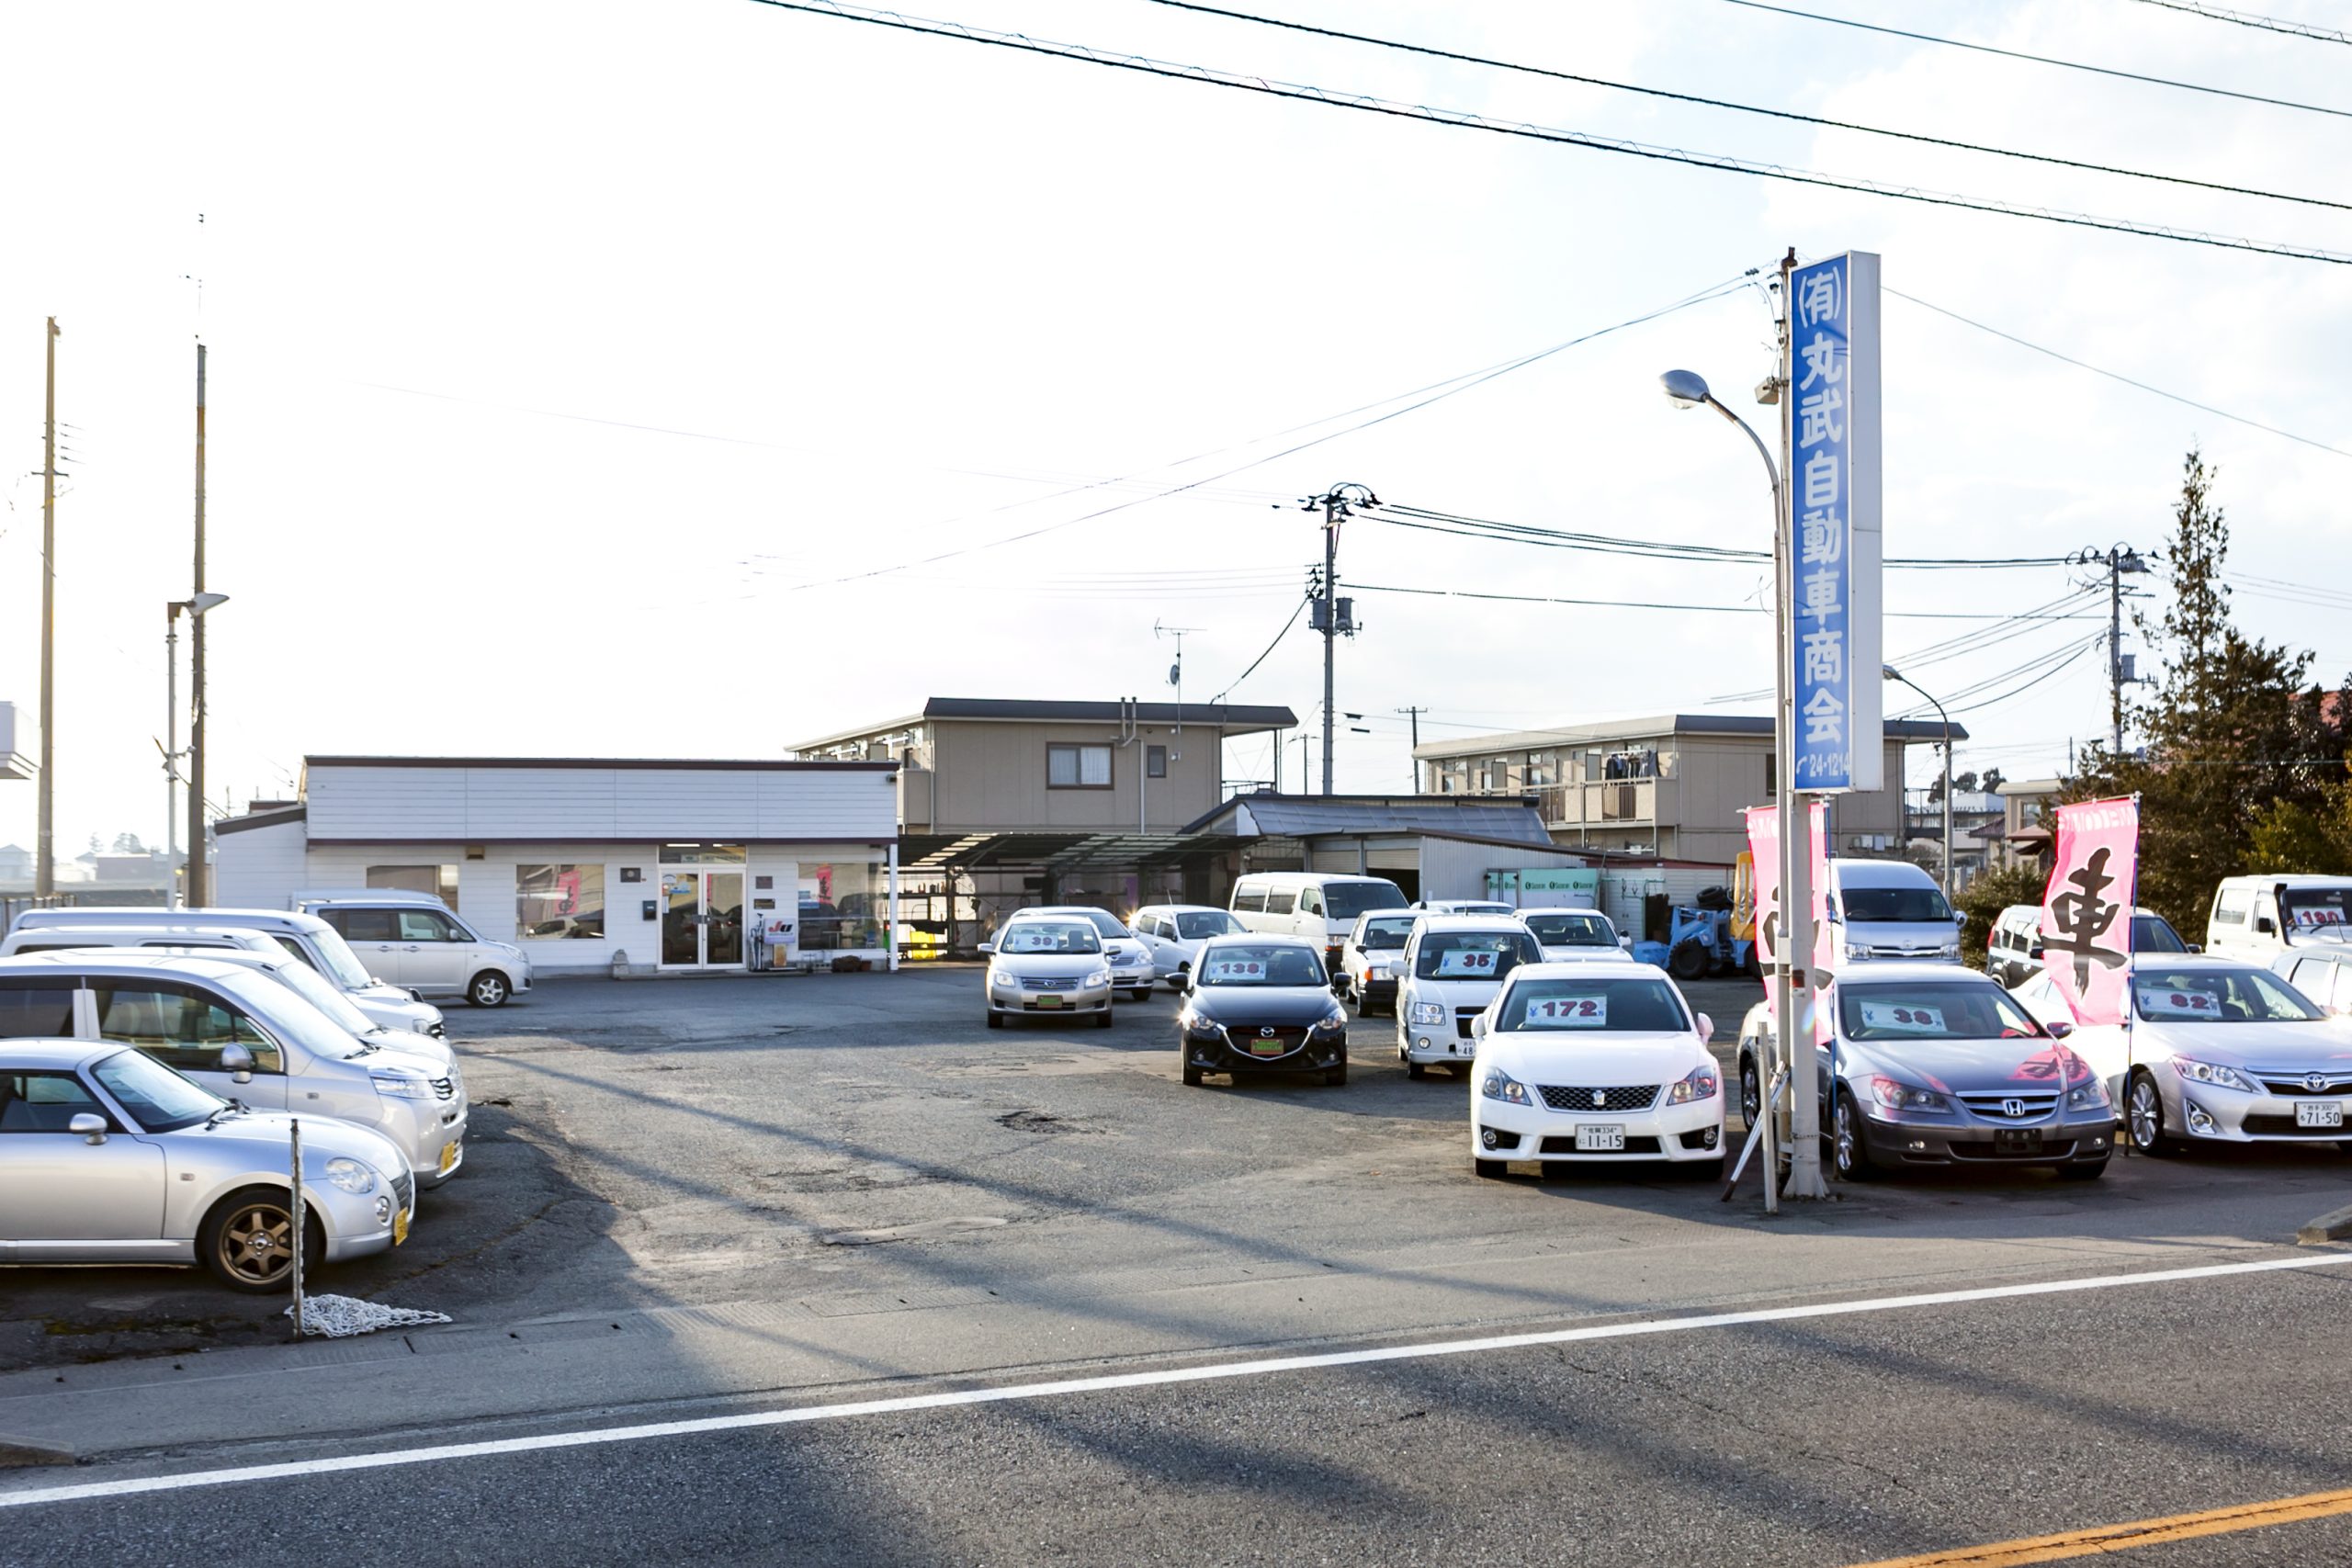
[2174,1057,2252,1092]
[1182,1013,1223,1040]
[1312,1007,1346,1035]
[1481,1068,1532,1106]
[2066,1077,2111,1110]
[1937,943,1961,959]
[323,1156,379,1194]
[1367,963,1391,980]
[370,1072,434,1100]
[1410,1001,1446,1026]
[1846,941,1871,960]
[1666,1065,1721,1105]
[411,1017,435,1033]
[1085,968,1112,987]
[1868,1075,1951,1113]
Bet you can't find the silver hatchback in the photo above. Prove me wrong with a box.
[0,1041,414,1292]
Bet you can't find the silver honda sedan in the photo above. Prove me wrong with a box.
[0,1041,415,1292]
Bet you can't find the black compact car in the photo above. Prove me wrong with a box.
[1175,934,1351,1087]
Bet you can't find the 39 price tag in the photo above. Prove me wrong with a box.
[1858,1001,1946,1033]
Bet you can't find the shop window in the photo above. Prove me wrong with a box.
[368,864,458,904]
[1047,743,1113,789]
[800,861,890,951]
[1147,745,1168,779]
[518,865,606,940]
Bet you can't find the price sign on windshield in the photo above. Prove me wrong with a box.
[2137,985,2220,1019]
[1858,1001,1946,1034]
[1204,958,1267,981]
[1432,948,1503,978]
[1523,996,1607,1029]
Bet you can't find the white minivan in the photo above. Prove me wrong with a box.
[1228,873,1409,975]
[1822,859,1964,965]
[1394,915,1545,1077]
[7,908,447,1037]
[2206,875,2352,962]
[301,894,532,1008]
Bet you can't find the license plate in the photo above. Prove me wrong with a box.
[1996,1129,2043,1153]
[1035,995,1063,1009]
[1576,1124,1626,1152]
[1249,1037,1286,1056]
[2297,1101,2345,1129]
[437,1141,458,1175]
[392,1207,410,1247]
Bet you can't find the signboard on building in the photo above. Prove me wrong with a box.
[1486,866,1601,908]
[1787,251,1883,794]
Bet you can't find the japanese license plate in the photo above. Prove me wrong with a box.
[1034,995,1063,1009]
[1996,1128,2044,1154]
[392,1207,410,1247]
[1576,1124,1626,1152]
[2296,1101,2345,1129]
[437,1141,458,1175]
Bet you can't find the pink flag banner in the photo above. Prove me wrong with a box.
[2040,796,2139,1027]
[1743,800,1831,1000]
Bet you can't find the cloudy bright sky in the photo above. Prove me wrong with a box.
[3,0,2347,856]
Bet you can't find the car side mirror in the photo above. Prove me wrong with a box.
[69,1112,107,1145]
[977,941,994,956]
[1470,1015,1487,1040]
[2187,943,2201,953]
[220,1043,255,1085]
[1696,1012,1714,1041]
[2256,917,2277,935]
[2045,1021,2075,1040]
[1618,935,1633,950]
[1955,911,1969,926]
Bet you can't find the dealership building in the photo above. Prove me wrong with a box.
[213,755,901,975]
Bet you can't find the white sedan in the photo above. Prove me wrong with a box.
[980,918,1114,1029]
[1130,905,1246,992]
[1467,961,1723,1178]
[1519,908,1627,964]
[2011,957,2352,1153]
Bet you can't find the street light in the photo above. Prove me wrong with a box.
[166,592,229,908]
[1883,663,1953,900]
[1659,367,1826,1204]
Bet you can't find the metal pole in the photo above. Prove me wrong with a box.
[164,610,179,907]
[36,319,58,901]
[187,344,208,907]
[1940,718,1954,897]
[1775,245,1827,1201]
[1398,706,1426,790]
[2109,548,2124,756]
[1320,494,1339,796]
[288,1116,305,1337]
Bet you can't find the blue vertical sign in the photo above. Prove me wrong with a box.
[1787,251,1883,794]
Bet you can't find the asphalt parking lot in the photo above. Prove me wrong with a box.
[7,964,2350,1381]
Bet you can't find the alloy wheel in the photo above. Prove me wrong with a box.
[217,1201,296,1288]
[2128,1077,2163,1150]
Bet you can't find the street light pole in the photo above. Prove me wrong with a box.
[171,592,227,907]
[1884,664,1953,898]
[1661,359,1827,1202]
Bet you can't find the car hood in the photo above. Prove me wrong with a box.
[1538,945,1623,964]
[2136,1018,2352,1069]
[359,1028,455,1069]
[1189,985,1340,1025]
[1839,919,1961,955]
[175,1109,410,1175]
[1485,1031,1709,1083]
[1408,976,1511,1005]
[990,953,1106,979]
[1836,1033,2076,1094]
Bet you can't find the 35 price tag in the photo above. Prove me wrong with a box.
[1432,949,1502,978]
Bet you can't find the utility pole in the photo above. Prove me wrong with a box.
[165,612,179,904]
[1397,705,1428,791]
[36,319,59,900]
[187,344,209,908]
[2068,544,2148,757]
[1301,483,1375,796]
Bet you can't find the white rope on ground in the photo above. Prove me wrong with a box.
[286,1294,453,1338]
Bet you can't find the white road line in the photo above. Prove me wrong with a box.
[6,1250,2347,1509]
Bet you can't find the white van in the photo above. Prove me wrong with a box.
[300,893,531,1007]
[2206,875,2352,961]
[1228,873,1409,973]
[7,908,446,1037]
[1821,859,1963,964]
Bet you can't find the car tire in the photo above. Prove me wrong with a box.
[1475,1157,1509,1179]
[1744,945,1762,981]
[199,1186,322,1294]
[1668,942,1709,981]
[1323,1061,1348,1087]
[2126,1071,2181,1156]
[2056,1156,2109,1181]
[1405,1060,1427,1080]
[1182,1061,1204,1087]
[1689,1155,1728,1182]
[466,971,511,1008]
[1832,1089,1878,1181]
[985,1009,1004,1029]
[1739,1053,1762,1131]
[1094,1010,1115,1030]
[1128,987,1153,1003]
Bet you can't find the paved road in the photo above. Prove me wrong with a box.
[6,968,2351,1562]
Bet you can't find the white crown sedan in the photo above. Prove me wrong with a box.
[1467,961,1722,1179]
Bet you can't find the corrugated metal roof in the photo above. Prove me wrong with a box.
[1183,793,1555,845]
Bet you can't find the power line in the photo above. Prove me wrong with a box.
[1208,593,1311,703]
[2125,0,2351,46]
[1717,0,2352,118]
[1374,502,2074,568]
[1890,289,2352,461]
[1142,0,2351,212]
[1349,580,2105,621]
[746,1,2352,266]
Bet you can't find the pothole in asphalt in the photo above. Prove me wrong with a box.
[994,1109,1092,1135]
[819,1215,1012,1247]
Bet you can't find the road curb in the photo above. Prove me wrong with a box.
[0,1436,74,1468]
[2297,1203,2352,1246]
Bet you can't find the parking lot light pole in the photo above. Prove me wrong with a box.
[175,591,229,907]
[1662,365,1825,1202]
[1883,663,1952,898]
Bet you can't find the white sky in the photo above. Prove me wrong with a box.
[3,0,2347,853]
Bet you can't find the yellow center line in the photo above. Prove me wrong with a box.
[1846,1486,2352,1567]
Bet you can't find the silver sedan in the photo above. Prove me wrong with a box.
[0,1041,415,1292]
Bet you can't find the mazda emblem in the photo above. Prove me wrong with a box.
[1260,1027,1276,1039]
[1593,1089,1606,1108]
[2310,1073,2328,1093]
[2002,1098,2026,1118]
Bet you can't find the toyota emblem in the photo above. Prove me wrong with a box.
[2310,1073,2328,1093]
[2002,1098,2026,1118]
[1593,1089,1607,1108]
[1260,1027,1276,1039]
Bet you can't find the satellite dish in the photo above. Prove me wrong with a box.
[1169,662,1182,686]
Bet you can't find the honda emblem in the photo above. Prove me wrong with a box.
[2001,1098,2026,1118]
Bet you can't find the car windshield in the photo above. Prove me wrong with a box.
[1842,886,1955,922]
[1498,976,1690,1033]
[1174,910,1242,941]
[997,921,1102,955]
[1326,881,1408,919]
[1197,943,1326,987]
[1414,930,1543,981]
[302,927,379,990]
[1359,916,1418,951]
[209,966,380,1057]
[2132,966,2323,1022]
[254,960,381,1040]
[2131,914,2188,953]
[1839,981,2041,1041]
[1524,912,1615,947]
[90,1048,223,1133]
[2283,886,2352,933]
[1069,910,1128,941]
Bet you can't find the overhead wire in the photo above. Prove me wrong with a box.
[746,1,2352,266]
[1140,0,2352,211]
[1208,592,1312,703]
[2122,0,2351,46]
[1374,502,2075,569]
[1715,0,2352,118]
[1349,581,2104,622]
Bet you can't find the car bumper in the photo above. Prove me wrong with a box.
[385,1099,470,1190]
[1473,1096,1725,1163]
[320,1168,415,1261]
[991,982,1114,1015]
[1353,977,1397,1010]
[2176,1087,2352,1144]
[1182,1029,1347,1075]
[1859,1111,2116,1166]
[1110,962,1157,990]
[1402,1021,1479,1065]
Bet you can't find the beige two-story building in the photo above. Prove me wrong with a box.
[1414,713,1964,866]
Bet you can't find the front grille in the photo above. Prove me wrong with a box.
[1225,1025,1306,1058]
[1454,1008,1483,1040]
[429,1077,456,1102]
[390,1168,414,1212]
[1538,1083,1661,1112]
[1028,977,1077,991]
[2242,1115,2346,1139]
[1956,1090,2059,1122]
[1540,1134,1662,1155]
[2256,1073,2352,1098]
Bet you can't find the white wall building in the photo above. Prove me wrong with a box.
[214,756,901,976]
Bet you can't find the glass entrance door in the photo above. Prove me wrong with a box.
[660,871,747,968]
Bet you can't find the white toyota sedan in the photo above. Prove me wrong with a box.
[1467,961,1722,1179]
[1519,908,1626,964]
[980,918,1114,1029]
[2011,957,2352,1153]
